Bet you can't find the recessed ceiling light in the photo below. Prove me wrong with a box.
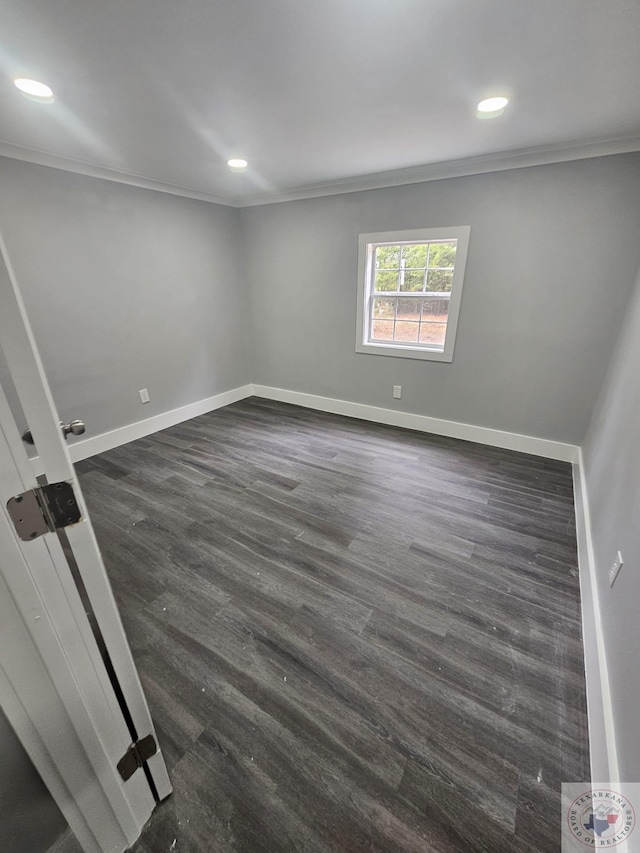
[14,78,55,103]
[476,96,509,119]
[227,158,248,172]
[477,97,509,113]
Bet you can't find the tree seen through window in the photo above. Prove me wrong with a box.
[371,241,456,346]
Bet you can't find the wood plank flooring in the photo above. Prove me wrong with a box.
[75,398,589,853]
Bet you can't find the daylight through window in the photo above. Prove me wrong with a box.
[356,227,470,363]
[371,241,455,348]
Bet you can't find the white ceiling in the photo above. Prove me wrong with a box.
[1,0,639,206]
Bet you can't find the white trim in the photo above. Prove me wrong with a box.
[355,227,470,363]
[0,399,152,853]
[572,450,619,784]
[32,383,576,468]
[251,385,578,462]
[235,136,640,207]
[66,385,254,463]
[0,143,234,208]
[0,666,100,853]
[2,135,640,209]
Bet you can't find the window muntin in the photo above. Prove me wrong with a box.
[356,227,470,363]
[369,240,456,349]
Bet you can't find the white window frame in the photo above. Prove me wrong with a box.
[355,226,471,363]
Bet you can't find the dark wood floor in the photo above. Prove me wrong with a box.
[76,398,589,853]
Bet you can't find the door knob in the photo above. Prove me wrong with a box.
[60,419,86,439]
[21,419,86,445]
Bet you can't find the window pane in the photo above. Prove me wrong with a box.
[394,321,420,343]
[359,228,469,360]
[372,297,396,320]
[421,297,449,318]
[375,269,399,292]
[400,270,424,292]
[375,246,400,269]
[426,270,453,292]
[401,244,427,269]
[427,242,457,268]
[371,319,394,341]
[419,322,447,348]
[421,299,448,348]
[397,298,421,320]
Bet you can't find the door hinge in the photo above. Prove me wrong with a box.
[117,734,158,781]
[6,481,82,541]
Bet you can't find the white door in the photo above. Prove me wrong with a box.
[0,232,171,852]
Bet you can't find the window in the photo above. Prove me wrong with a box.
[356,226,470,362]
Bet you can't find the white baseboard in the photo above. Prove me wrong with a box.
[573,450,618,784]
[31,383,577,470]
[251,384,578,462]
[67,384,253,463]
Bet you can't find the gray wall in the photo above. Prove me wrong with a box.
[0,707,67,852]
[3,153,639,448]
[582,260,640,782]
[241,154,640,444]
[0,157,250,442]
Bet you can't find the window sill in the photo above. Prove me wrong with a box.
[355,341,454,362]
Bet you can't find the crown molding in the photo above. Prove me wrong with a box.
[0,139,235,207]
[236,135,640,207]
[1,134,639,210]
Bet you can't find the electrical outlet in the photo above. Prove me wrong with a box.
[609,551,624,588]
[139,388,150,404]
[393,385,402,399]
